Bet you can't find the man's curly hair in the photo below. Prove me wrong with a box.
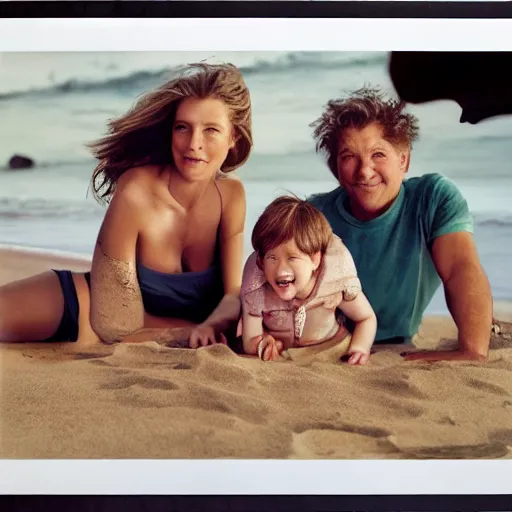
[310,86,420,179]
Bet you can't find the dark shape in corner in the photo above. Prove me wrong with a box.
[389,52,512,125]
[8,154,35,170]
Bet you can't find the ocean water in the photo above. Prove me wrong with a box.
[1,51,512,314]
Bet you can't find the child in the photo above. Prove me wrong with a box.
[241,196,377,364]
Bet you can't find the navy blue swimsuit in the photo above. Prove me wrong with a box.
[136,261,223,324]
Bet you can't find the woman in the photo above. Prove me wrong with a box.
[0,62,252,349]
[307,86,492,362]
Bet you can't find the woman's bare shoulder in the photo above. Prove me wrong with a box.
[215,172,246,205]
[113,165,167,206]
[117,165,165,188]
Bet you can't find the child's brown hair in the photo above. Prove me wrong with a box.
[251,195,333,261]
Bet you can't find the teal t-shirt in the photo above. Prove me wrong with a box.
[307,173,474,342]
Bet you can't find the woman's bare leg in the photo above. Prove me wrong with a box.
[0,270,204,345]
[0,271,65,342]
[0,271,101,345]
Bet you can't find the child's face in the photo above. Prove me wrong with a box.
[262,238,321,301]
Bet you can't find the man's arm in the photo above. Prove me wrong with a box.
[404,231,492,362]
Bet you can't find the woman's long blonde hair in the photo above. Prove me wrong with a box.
[88,62,253,204]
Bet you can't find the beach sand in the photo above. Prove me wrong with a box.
[1,248,512,459]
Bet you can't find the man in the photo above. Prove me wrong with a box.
[307,86,492,362]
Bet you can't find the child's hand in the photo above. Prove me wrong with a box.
[257,335,284,361]
[343,350,370,365]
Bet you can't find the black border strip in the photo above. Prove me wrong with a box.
[0,1,511,19]
[1,494,512,511]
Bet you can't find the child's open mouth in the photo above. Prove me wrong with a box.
[275,276,295,287]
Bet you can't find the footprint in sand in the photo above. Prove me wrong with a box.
[72,351,113,360]
[99,375,179,391]
[466,378,511,397]
[98,374,180,409]
[171,362,192,370]
[437,415,457,426]
[90,359,121,367]
[290,422,398,458]
[293,420,391,438]
[93,360,193,370]
[195,353,256,390]
[181,384,271,425]
[96,363,270,423]
[88,342,197,371]
[88,359,132,376]
[376,396,424,418]
[12,344,114,363]
[401,442,509,459]
[489,428,512,445]
[368,375,426,400]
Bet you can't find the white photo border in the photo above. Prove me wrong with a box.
[0,16,511,496]
[1,18,512,52]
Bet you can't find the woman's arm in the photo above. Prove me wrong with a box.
[89,174,145,343]
[338,291,377,364]
[189,177,246,347]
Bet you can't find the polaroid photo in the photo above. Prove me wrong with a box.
[0,5,511,499]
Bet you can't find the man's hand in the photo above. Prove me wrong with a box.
[189,324,227,349]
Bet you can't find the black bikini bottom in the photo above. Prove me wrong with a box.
[42,270,91,342]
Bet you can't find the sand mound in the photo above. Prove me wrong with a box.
[1,319,511,459]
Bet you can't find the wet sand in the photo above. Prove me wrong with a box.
[1,247,511,459]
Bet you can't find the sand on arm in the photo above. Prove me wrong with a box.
[90,242,192,346]
[89,174,200,347]
[89,242,145,344]
[88,177,149,344]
